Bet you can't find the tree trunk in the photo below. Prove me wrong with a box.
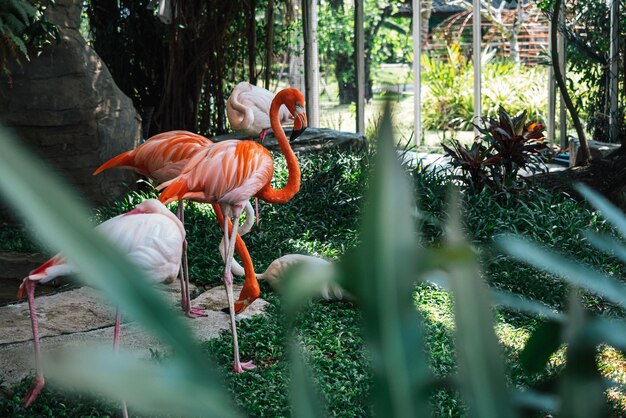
[551,0,589,165]
[264,0,275,90]
[532,147,626,208]
[246,0,257,85]
[420,0,432,47]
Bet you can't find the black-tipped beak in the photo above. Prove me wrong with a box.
[290,127,306,142]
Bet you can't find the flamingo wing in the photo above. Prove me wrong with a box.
[98,212,184,283]
[132,131,213,183]
[158,140,274,206]
[94,130,212,183]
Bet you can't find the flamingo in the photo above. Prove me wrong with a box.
[223,251,347,301]
[93,130,257,318]
[158,88,307,372]
[227,81,293,143]
[18,199,184,412]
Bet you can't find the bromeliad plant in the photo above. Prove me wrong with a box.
[443,106,548,192]
[441,140,501,191]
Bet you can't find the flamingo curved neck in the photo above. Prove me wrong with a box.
[257,99,301,204]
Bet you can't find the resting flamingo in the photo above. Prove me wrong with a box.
[223,251,347,301]
[18,199,183,413]
[93,130,257,317]
[227,81,292,143]
[158,88,307,372]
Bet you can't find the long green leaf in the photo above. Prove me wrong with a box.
[559,291,607,418]
[46,348,240,417]
[0,127,237,416]
[444,192,516,418]
[492,289,566,322]
[577,184,626,238]
[498,235,626,310]
[511,390,558,414]
[343,102,431,417]
[586,317,626,350]
[288,339,326,418]
[584,230,626,265]
[519,320,563,375]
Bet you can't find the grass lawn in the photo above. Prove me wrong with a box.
[1,146,625,417]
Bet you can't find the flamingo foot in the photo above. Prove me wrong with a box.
[233,360,256,373]
[22,376,44,408]
[186,306,208,318]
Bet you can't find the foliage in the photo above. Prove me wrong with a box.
[537,0,626,142]
[317,0,410,103]
[443,106,548,191]
[4,114,626,416]
[421,44,547,131]
[86,0,295,136]
[496,185,626,417]
[0,0,57,77]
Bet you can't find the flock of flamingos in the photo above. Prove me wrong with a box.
[15,82,340,411]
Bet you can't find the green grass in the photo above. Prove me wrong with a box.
[1,148,625,416]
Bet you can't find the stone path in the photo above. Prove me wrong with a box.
[401,151,567,175]
[0,283,267,387]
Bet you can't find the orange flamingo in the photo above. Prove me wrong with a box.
[158,88,307,372]
[19,199,184,413]
[93,130,257,318]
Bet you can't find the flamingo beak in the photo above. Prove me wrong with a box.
[222,298,251,315]
[290,106,307,141]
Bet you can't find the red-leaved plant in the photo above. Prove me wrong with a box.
[443,106,548,192]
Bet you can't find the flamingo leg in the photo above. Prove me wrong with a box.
[178,263,189,312]
[113,309,129,418]
[22,280,45,408]
[184,239,207,318]
[222,208,255,373]
[176,200,206,318]
[176,200,189,312]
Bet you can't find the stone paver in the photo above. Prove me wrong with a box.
[0,284,267,387]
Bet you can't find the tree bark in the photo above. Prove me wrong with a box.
[551,0,589,165]
[246,0,257,85]
[264,0,275,90]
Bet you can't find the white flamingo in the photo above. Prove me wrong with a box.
[227,81,293,142]
[18,199,184,413]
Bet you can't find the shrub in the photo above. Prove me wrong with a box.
[421,44,548,131]
[443,106,548,191]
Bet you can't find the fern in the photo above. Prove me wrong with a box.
[0,0,57,76]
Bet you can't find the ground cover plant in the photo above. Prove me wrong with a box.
[2,111,626,416]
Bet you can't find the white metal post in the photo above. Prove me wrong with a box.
[302,0,320,128]
[608,0,619,143]
[355,0,365,134]
[473,0,481,131]
[413,0,422,147]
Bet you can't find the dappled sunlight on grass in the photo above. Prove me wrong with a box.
[494,322,530,352]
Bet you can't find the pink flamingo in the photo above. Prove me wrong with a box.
[18,199,184,413]
[93,130,256,318]
[158,88,307,372]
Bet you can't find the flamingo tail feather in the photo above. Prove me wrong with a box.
[93,151,135,176]
[158,181,189,205]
